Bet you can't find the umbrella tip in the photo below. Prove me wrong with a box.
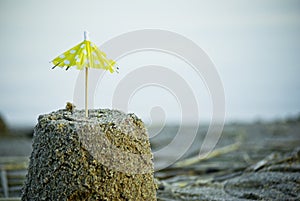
[84,30,89,41]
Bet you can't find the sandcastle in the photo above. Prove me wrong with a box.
[22,108,157,200]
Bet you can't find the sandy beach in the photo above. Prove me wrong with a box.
[0,116,300,200]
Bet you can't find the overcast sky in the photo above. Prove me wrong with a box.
[0,0,299,127]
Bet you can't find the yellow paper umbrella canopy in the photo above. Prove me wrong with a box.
[52,39,116,73]
[51,32,117,118]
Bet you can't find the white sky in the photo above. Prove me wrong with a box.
[0,0,299,126]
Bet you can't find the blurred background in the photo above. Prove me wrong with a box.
[0,0,299,127]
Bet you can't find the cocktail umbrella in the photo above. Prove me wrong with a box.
[51,31,117,118]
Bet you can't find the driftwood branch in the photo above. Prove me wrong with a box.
[173,142,241,168]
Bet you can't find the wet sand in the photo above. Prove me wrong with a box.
[1,117,300,200]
